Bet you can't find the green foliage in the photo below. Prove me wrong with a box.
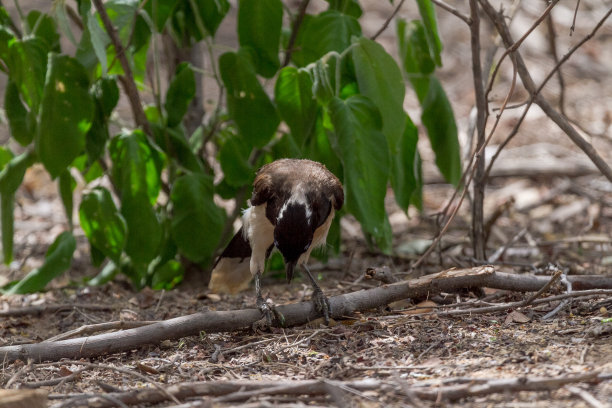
[3,232,76,294]
[37,54,94,179]
[398,18,461,186]
[0,0,461,291]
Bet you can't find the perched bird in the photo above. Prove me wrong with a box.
[209,159,344,325]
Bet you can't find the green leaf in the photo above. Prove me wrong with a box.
[325,0,362,18]
[0,147,12,170]
[109,130,163,205]
[0,149,37,264]
[1,194,14,264]
[36,54,94,179]
[109,131,163,264]
[0,150,37,196]
[87,260,119,286]
[311,59,335,105]
[26,10,60,52]
[54,2,77,46]
[219,51,279,148]
[352,36,406,154]
[416,0,442,67]
[7,38,48,110]
[291,11,361,67]
[397,19,434,101]
[144,0,179,31]
[58,170,75,228]
[305,111,343,180]
[218,130,252,187]
[274,67,317,147]
[421,77,461,186]
[199,0,230,37]
[86,12,109,75]
[151,259,183,290]
[79,186,127,263]
[123,192,162,265]
[328,96,391,250]
[5,231,76,294]
[165,62,196,127]
[238,0,282,78]
[390,116,422,211]
[5,80,34,146]
[171,173,225,263]
[87,77,119,162]
[0,27,14,71]
[154,126,203,173]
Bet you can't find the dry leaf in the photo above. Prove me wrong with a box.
[402,300,437,315]
[58,365,73,377]
[504,310,531,325]
[136,362,159,375]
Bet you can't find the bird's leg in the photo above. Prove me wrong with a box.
[254,271,272,326]
[302,264,331,325]
[253,272,285,331]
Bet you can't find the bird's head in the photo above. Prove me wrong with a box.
[274,200,313,283]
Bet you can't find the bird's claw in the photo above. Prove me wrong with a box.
[253,297,285,331]
[311,288,331,325]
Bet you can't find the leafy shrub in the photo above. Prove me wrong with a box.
[0,0,460,293]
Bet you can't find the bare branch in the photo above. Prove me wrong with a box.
[283,0,310,66]
[92,0,152,136]
[431,0,471,25]
[2,266,612,364]
[371,0,406,40]
[479,0,612,183]
[468,0,487,260]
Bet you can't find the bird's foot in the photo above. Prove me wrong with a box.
[311,287,331,325]
[253,297,285,331]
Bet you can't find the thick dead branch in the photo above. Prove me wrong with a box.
[46,373,609,407]
[411,372,602,401]
[1,266,611,363]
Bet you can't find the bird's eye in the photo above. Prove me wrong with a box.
[304,243,310,251]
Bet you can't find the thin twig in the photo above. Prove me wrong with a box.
[570,0,581,36]
[545,12,566,115]
[431,0,471,24]
[283,0,310,66]
[371,0,406,40]
[566,385,606,408]
[480,0,612,183]
[37,361,181,404]
[92,0,152,136]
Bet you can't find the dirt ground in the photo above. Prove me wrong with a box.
[1,0,612,407]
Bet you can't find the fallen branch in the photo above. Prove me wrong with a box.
[1,266,611,363]
[0,303,113,318]
[45,372,609,407]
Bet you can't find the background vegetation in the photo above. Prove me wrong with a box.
[0,0,461,292]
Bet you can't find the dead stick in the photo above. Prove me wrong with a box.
[0,303,113,318]
[2,267,612,363]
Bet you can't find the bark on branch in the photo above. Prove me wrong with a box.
[1,266,611,363]
[49,372,609,407]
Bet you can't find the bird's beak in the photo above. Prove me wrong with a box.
[286,260,297,283]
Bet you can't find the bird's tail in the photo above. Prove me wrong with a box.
[208,227,253,294]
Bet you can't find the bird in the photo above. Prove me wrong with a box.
[209,158,344,326]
